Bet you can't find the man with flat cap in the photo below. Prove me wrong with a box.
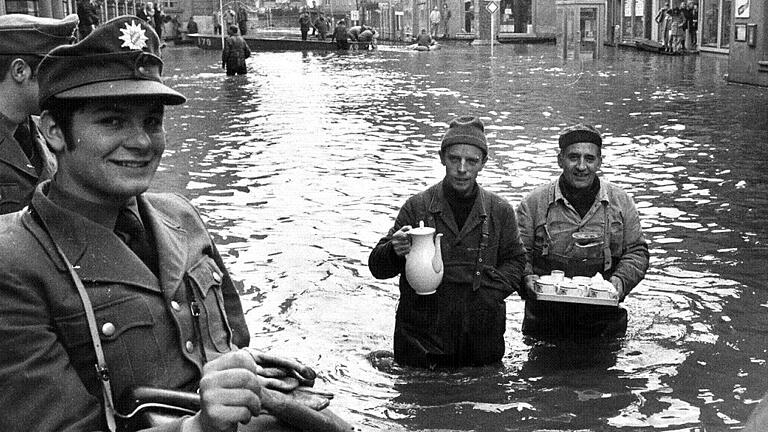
[516,124,649,339]
[0,16,349,432]
[0,13,78,214]
[369,116,527,369]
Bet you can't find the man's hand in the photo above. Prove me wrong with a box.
[390,225,412,257]
[246,349,317,391]
[522,274,539,300]
[610,276,625,302]
[186,350,264,432]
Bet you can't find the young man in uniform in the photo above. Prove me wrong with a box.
[0,14,78,214]
[0,16,345,432]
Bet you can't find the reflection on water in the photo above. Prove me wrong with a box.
[154,44,768,430]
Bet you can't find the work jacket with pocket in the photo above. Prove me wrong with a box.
[0,182,249,432]
[516,178,649,338]
[369,181,526,368]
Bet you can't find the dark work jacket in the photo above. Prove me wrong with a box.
[0,116,56,214]
[222,35,251,73]
[0,182,249,432]
[369,181,526,368]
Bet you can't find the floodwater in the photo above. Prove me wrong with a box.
[154,43,767,431]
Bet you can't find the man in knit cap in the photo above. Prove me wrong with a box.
[0,14,78,214]
[0,15,348,432]
[369,115,527,369]
[516,124,649,340]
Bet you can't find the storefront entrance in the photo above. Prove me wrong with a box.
[701,0,731,51]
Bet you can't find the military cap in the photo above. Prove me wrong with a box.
[558,123,602,150]
[38,15,186,108]
[0,14,79,56]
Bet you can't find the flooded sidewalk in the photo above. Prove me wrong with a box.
[156,43,767,431]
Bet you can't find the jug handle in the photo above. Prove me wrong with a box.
[432,233,443,273]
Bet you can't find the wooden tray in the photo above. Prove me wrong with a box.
[534,280,618,307]
[534,292,618,307]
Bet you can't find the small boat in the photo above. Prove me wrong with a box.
[406,43,441,51]
[634,38,698,55]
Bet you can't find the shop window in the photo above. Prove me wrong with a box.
[500,0,532,33]
[701,0,731,49]
[621,0,645,39]
[5,0,39,14]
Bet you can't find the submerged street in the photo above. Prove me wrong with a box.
[154,43,767,431]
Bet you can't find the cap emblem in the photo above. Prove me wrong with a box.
[119,20,148,50]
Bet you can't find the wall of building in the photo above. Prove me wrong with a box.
[727,0,768,86]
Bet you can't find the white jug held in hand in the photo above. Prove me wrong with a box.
[405,220,444,295]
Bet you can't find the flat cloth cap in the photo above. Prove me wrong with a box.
[558,123,602,150]
[441,115,488,156]
[0,14,79,56]
[38,15,186,108]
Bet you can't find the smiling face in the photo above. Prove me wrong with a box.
[558,142,601,189]
[440,144,486,197]
[41,98,166,206]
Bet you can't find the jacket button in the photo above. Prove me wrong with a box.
[212,272,222,283]
[101,322,116,337]
[478,258,483,263]
[171,301,181,311]
[475,271,480,276]
[185,341,194,353]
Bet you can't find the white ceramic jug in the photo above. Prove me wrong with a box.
[405,221,444,295]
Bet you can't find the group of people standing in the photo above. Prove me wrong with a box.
[213,5,249,36]
[656,0,698,53]
[298,8,330,41]
[429,3,452,38]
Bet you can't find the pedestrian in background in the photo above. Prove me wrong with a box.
[222,24,250,75]
[314,12,329,40]
[237,5,249,36]
[154,3,165,42]
[441,2,451,38]
[0,14,78,214]
[655,1,670,45]
[213,8,222,34]
[429,6,441,37]
[331,20,350,50]
[299,8,311,40]
[186,15,198,35]
[76,0,99,36]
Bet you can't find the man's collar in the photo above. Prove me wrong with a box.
[553,176,607,202]
[0,111,19,137]
[47,180,139,230]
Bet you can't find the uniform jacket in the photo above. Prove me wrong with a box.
[369,181,526,368]
[516,178,649,337]
[0,182,249,432]
[0,116,56,214]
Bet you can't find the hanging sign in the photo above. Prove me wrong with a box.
[485,1,498,14]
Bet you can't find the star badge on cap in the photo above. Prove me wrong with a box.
[118,20,148,50]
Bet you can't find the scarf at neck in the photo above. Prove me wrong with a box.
[559,175,600,218]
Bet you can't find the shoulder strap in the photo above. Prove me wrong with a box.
[51,240,119,432]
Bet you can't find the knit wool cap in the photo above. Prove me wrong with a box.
[0,14,79,56]
[37,15,186,109]
[440,116,488,156]
[558,123,602,150]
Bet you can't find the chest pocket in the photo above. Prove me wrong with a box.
[186,256,233,354]
[54,293,166,390]
[0,183,24,213]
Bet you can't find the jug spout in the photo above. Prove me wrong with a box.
[432,233,443,274]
